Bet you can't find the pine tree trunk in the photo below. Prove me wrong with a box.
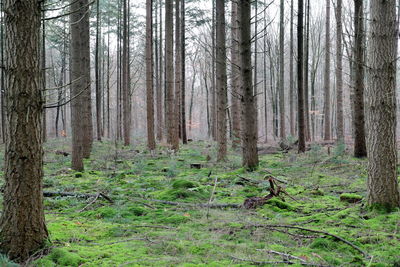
[297,0,306,152]
[353,0,367,158]
[165,0,177,150]
[334,0,344,142]
[366,0,400,209]
[289,0,295,137]
[175,0,182,144]
[181,0,187,144]
[95,0,102,141]
[146,0,156,151]
[323,0,331,141]
[279,0,285,139]
[216,0,227,161]
[303,0,310,141]
[0,0,48,260]
[240,0,259,170]
[157,0,163,141]
[122,0,131,146]
[231,0,241,148]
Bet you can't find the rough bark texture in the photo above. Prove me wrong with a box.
[297,0,305,152]
[353,0,367,158]
[366,0,400,209]
[95,0,102,141]
[239,0,259,170]
[70,0,91,170]
[323,0,331,141]
[122,0,131,146]
[304,0,310,141]
[80,0,93,157]
[335,0,344,142]
[181,0,187,144]
[146,0,156,150]
[231,0,241,149]
[156,0,163,141]
[165,0,177,150]
[175,0,181,146]
[279,0,285,139]
[0,0,48,261]
[216,0,227,161]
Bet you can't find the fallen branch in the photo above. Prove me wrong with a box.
[229,255,328,266]
[43,191,113,203]
[251,224,368,257]
[78,193,100,213]
[256,249,307,263]
[131,197,241,209]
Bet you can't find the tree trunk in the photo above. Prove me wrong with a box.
[70,0,91,170]
[157,0,163,141]
[323,0,331,141]
[0,0,48,260]
[297,0,306,152]
[353,0,367,158]
[216,0,227,161]
[335,0,344,142]
[240,0,259,170]
[175,0,182,145]
[95,0,102,141]
[231,0,241,148]
[303,0,310,141]
[279,0,285,139]
[122,0,131,146]
[146,0,156,151]
[181,0,187,144]
[366,0,400,209]
[165,0,178,150]
[289,0,295,137]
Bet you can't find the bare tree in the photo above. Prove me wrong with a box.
[297,0,306,152]
[335,0,344,142]
[323,0,331,140]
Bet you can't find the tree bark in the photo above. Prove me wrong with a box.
[297,0,306,152]
[231,0,241,148]
[146,0,156,151]
[181,0,187,144]
[289,0,295,137]
[122,0,131,146]
[216,0,227,161]
[95,0,102,141]
[240,0,259,170]
[323,0,331,141]
[0,0,48,260]
[366,0,400,209]
[279,0,285,139]
[335,0,344,142]
[353,0,367,158]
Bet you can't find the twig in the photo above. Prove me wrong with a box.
[251,224,368,257]
[256,249,307,263]
[230,255,330,267]
[130,197,241,209]
[42,191,113,203]
[78,193,100,213]
[206,175,218,219]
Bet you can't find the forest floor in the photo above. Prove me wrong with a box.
[1,139,399,266]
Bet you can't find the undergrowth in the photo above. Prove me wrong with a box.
[0,139,399,266]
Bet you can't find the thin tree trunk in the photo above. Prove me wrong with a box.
[95,0,102,141]
[181,0,187,144]
[297,0,306,152]
[146,0,156,150]
[122,0,131,146]
[289,0,294,137]
[231,0,241,148]
[240,0,259,170]
[366,0,400,209]
[335,0,344,142]
[353,0,367,158]
[216,0,227,161]
[304,0,310,141]
[0,0,48,260]
[279,0,285,139]
[323,0,331,141]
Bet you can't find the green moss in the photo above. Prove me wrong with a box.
[310,238,338,250]
[172,179,199,189]
[266,198,294,211]
[74,172,83,178]
[48,248,85,266]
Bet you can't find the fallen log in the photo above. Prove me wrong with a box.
[131,197,241,209]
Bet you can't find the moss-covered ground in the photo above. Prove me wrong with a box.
[1,139,400,266]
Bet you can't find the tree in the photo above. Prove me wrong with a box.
[279,0,285,139]
[122,0,131,146]
[240,0,259,170]
[323,0,331,140]
[181,0,187,144]
[146,0,156,150]
[95,0,102,141]
[0,0,48,260]
[289,0,295,137]
[365,0,400,209]
[297,0,305,152]
[353,0,367,158]
[335,0,343,142]
[165,0,178,150]
[231,0,241,148]
[216,0,227,161]
[70,0,92,170]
